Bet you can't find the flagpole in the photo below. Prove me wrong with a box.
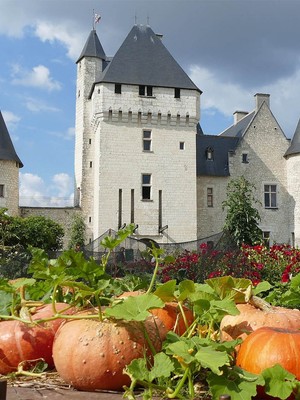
[92,9,95,30]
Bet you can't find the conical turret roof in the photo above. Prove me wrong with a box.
[76,29,106,63]
[100,24,201,91]
[285,119,300,157]
[0,111,23,167]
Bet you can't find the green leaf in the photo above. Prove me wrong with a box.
[262,364,296,399]
[207,366,264,400]
[166,340,196,366]
[149,352,174,381]
[177,279,195,302]
[125,358,150,382]
[154,280,176,301]
[105,293,164,321]
[195,346,230,375]
[205,276,253,302]
[253,281,272,296]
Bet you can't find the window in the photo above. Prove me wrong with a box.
[89,161,93,168]
[115,84,121,94]
[139,85,153,97]
[174,88,181,98]
[207,187,213,207]
[142,174,151,200]
[179,141,185,150]
[264,184,277,208]
[263,231,270,247]
[143,130,152,151]
[0,185,4,197]
[242,153,248,163]
[206,147,214,160]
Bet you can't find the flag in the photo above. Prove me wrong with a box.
[94,13,101,24]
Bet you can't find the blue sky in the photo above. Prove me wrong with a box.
[1,0,300,206]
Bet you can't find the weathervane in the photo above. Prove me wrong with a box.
[93,9,101,30]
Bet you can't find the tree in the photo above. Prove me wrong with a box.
[0,208,64,251]
[68,213,86,250]
[222,176,262,246]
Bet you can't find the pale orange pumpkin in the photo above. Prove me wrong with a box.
[53,315,167,391]
[220,301,300,342]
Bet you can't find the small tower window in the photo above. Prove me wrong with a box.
[115,84,122,94]
[142,174,151,200]
[175,88,181,98]
[179,141,185,150]
[143,130,152,151]
[0,184,4,197]
[206,147,214,160]
[242,153,249,163]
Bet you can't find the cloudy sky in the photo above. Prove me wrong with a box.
[1,0,300,207]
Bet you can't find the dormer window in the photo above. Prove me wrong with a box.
[174,88,181,98]
[115,84,121,94]
[139,85,153,97]
[206,147,214,160]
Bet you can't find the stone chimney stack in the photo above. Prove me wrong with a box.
[233,111,249,125]
[255,93,270,111]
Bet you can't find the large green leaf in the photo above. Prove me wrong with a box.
[105,293,164,321]
[262,364,296,399]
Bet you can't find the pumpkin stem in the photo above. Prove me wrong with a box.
[249,295,273,311]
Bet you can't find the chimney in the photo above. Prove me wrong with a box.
[255,93,270,111]
[233,111,248,125]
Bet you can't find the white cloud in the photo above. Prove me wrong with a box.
[2,110,20,129]
[34,21,84,61]
[19,172,73,207]
[24,96,60,113]
[11,64,61,91]
[189,63,300,138]
[50,126,75,141]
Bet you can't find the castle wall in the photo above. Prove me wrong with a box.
[286,154,300,247]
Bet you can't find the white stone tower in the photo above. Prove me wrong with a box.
[75,24,201,244]
[0,111,23,216]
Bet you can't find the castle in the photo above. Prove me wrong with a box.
[1,23,300,248]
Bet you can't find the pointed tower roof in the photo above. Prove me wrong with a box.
[0,111,23,167]
[284,119,300,157]
[100,24,201,91]
[76,29,106,63]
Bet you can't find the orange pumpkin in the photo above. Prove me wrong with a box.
[236,327,300,400]
[220,302,300,342]
[0,302,74,374]
[237,326,300,376]
[53,315,167,391]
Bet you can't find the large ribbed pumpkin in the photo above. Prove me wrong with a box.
[220,302,300,342]
[236,326,300,378]
[0,302,74,374]
[53,316,167,391]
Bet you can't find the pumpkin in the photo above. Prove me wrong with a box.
[118,291,194,335]
[53,315,167,391]
[236,327,300,400]
[236,326,300,378]
[0,302,75,374]
[220,301,300,342]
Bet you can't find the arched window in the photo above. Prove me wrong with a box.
[206,146,214,160]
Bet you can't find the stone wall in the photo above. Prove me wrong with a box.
[0,160,20,216]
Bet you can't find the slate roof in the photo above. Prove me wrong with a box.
[98,24,201,91]
[196,134,239,176]
[284,119,300,157]
[0,111,23,167]
[77,29,106,63]
[219,111,255,138]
